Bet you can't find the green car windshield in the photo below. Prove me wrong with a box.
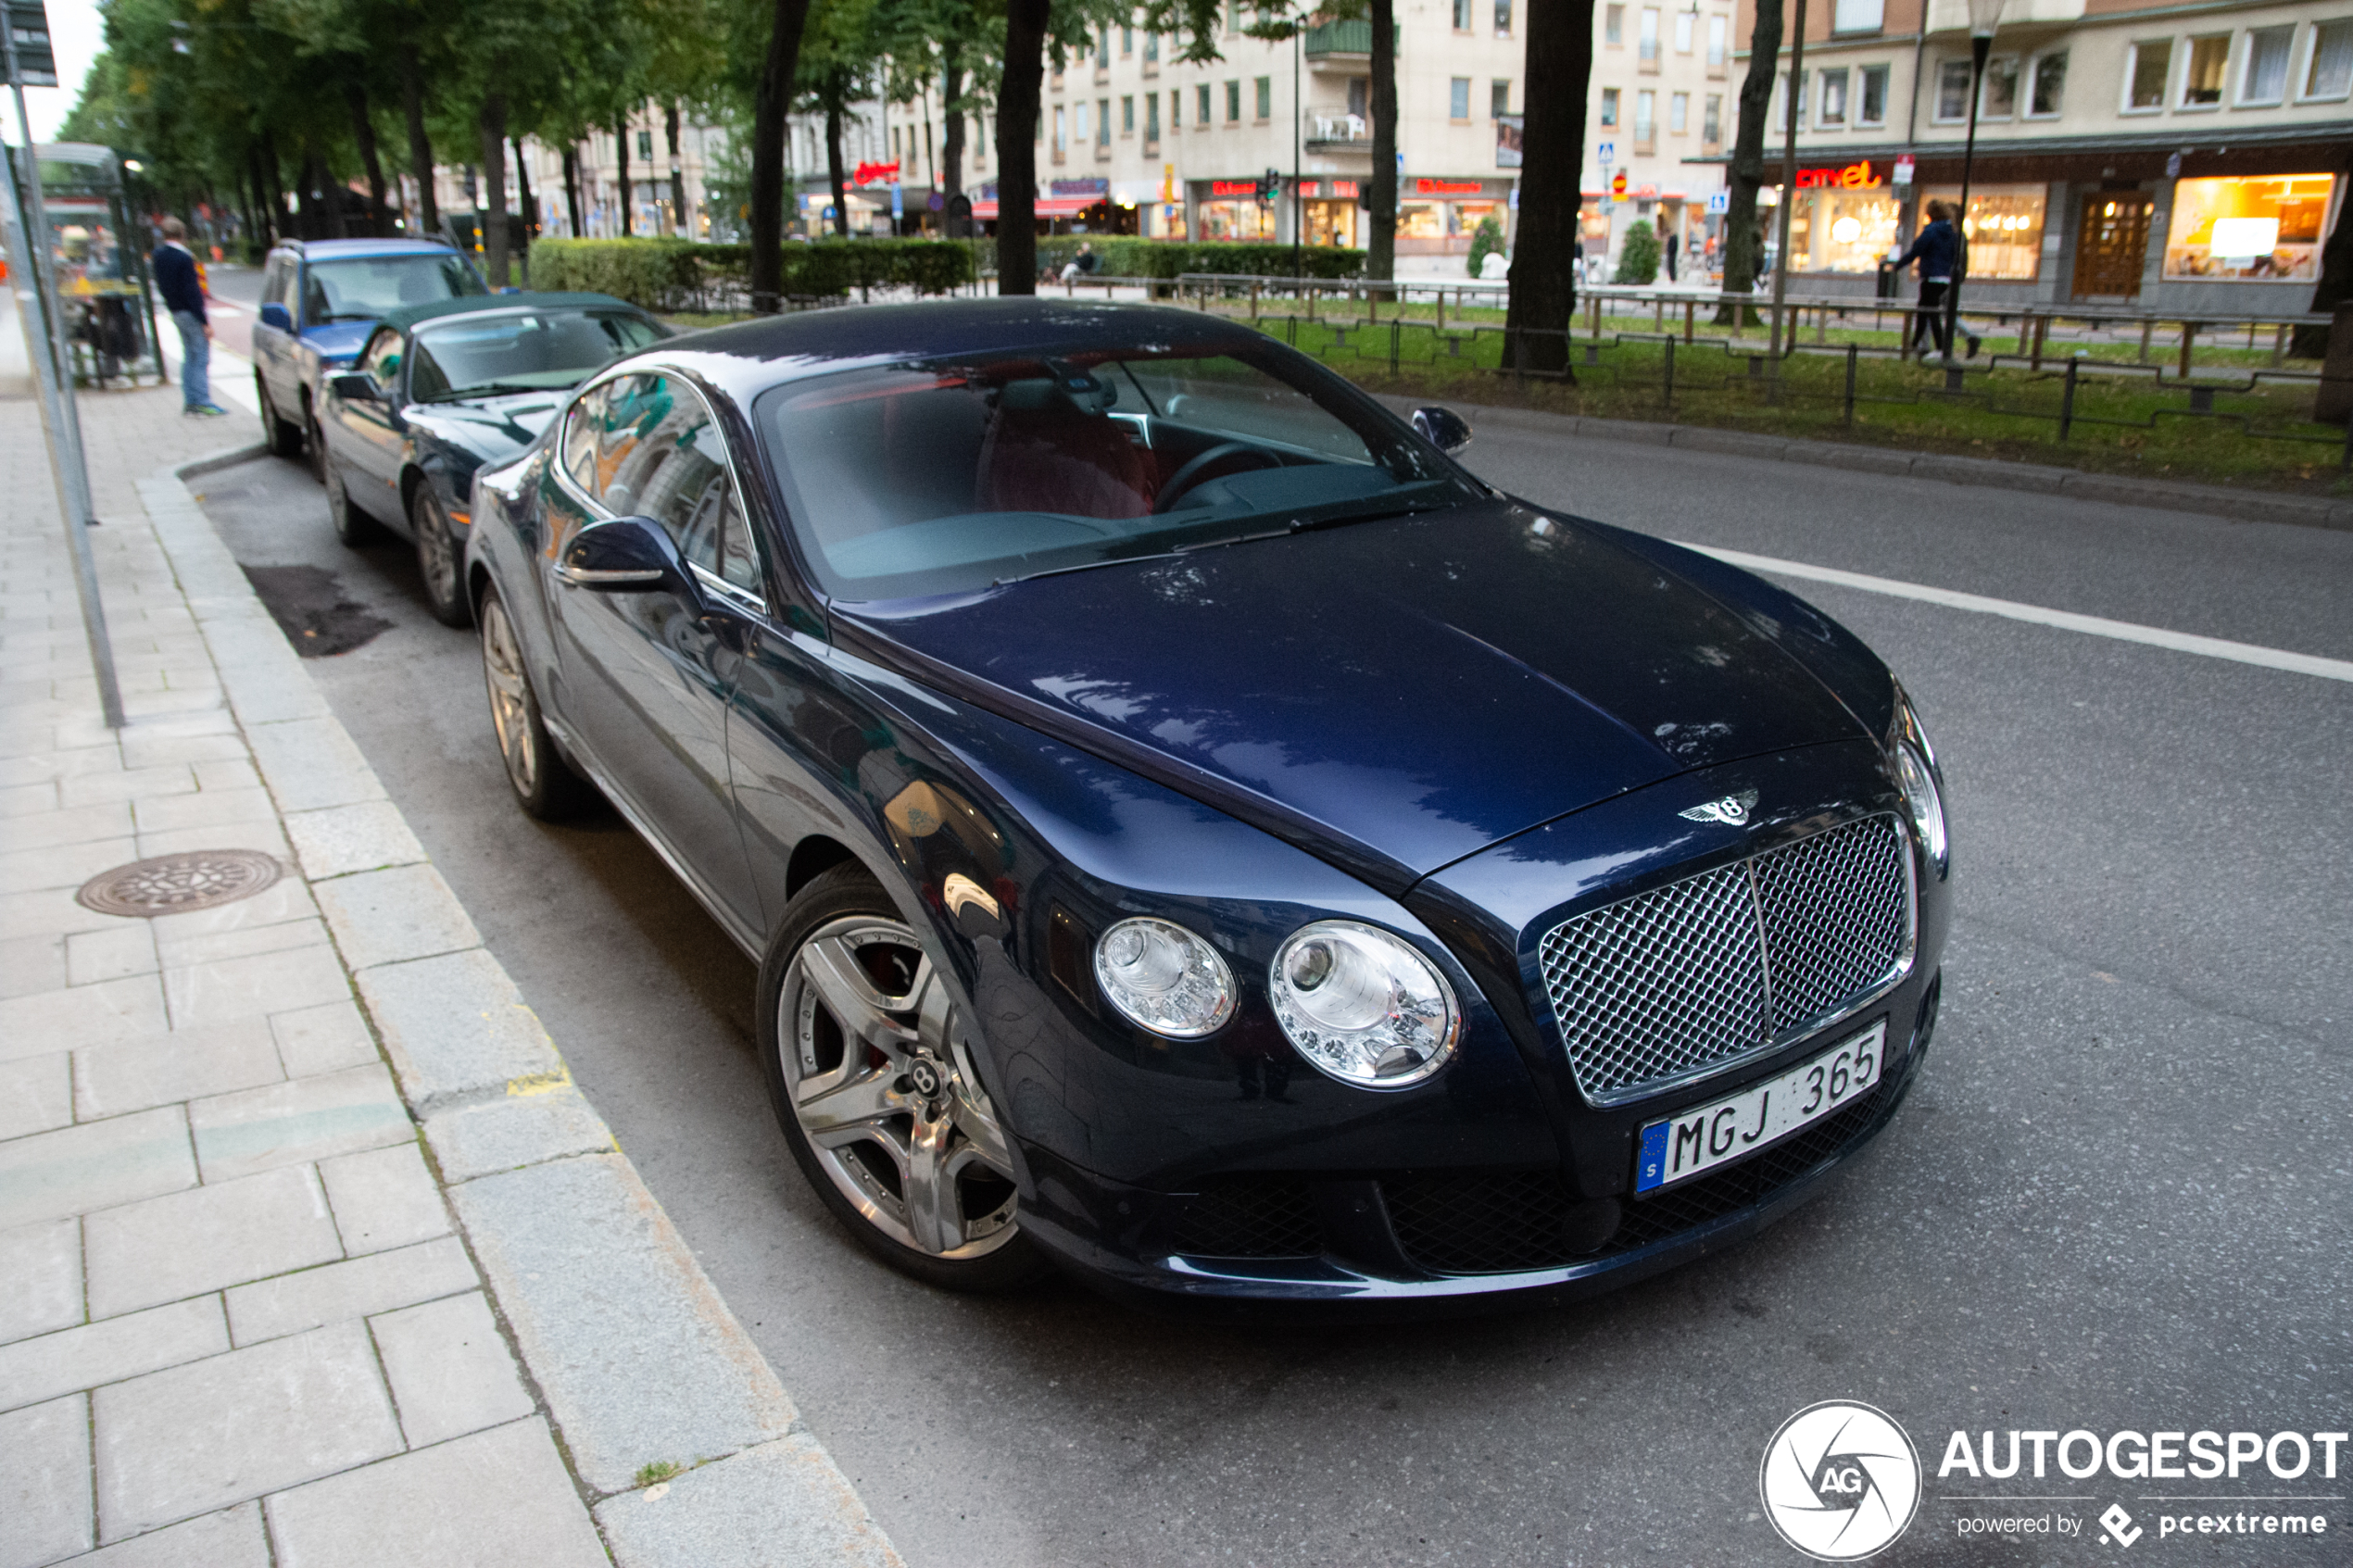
[302,255,484,322]
[409,310,667,401]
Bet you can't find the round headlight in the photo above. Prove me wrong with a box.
[1895,743,1948,872]
[1269,921,1460,1089]
[1093,917,1237,1037]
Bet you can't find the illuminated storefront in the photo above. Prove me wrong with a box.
[1195,180,1277,241]
[1919,184,2047,282]
[1303,181,1358,247]
[2163,174,2337,282]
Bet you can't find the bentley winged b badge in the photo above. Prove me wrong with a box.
[1679,789,1759,827]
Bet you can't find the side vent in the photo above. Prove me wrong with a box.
[1048,907,1097,1014]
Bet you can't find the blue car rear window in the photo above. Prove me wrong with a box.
[304,256,484,323]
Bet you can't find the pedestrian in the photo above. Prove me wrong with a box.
[1665,229,1680,282]
[1891,201,1982,362]
[1059,241,1098,284]
[152,217,224,417]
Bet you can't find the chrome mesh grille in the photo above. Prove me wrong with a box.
[1538,816,1909,1103]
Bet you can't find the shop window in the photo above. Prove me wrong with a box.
[1255,77,1272,119]
[1451,77,1471,120]
[1858,64,1889,124]
[1818,67,1848,126]
[1399,203,1445,239]
[1981,56,2019,119]
[2238,27,2292,105]
[1491,80,1511,117]
[2182,34,2230,107]
[1605,5,1624,46]
[1923,183,2046,280]
[1225,80,1241,122]
[2027,51,2066,117]
[1496,0,1513,37]
[1707,14,1726,70]
[1789,187,1899,273]
[2307,19,2353,100]
[1703,93,1722,148]
[1933,59,1971,121]
[1669,91,1688,133]
[2125,39,2171,110]
[1601,87,1619,127]
[1674,11,1692,52]
[2164,173,2334,281]
[1831,0,1882,35]
[1453,0,1473,30]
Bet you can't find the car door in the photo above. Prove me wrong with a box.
[333,327,408,512]
[252,255,294,404]
[544,370,766,939]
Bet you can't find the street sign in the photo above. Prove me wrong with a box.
[1893,154,1915,186]
[5,2,54,87]
[1706,191,1729,214]
[1596,141,1615,166]
[889,182,903,220]
[1611,169,1628,199]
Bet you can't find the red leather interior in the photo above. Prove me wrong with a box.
[977,404,1154,519]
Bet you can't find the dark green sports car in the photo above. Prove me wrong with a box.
[316,292,669,625]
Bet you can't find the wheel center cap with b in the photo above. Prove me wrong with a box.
[905,1057,945,1100]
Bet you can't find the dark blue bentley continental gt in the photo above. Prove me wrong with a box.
[462,301,1951,1308]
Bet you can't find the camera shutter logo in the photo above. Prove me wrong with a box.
[1759,1401,1921,1561]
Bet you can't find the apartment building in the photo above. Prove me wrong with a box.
[1582,1,1743,274]
[1730,0,2351,312]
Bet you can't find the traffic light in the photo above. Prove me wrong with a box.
[1258,168,1281,202]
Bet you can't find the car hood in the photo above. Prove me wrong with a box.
[298,320,375,366]
[405,393,566,469]
[832,498,1870,891]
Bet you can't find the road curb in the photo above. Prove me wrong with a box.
[1441,401,2353,531]
[148,453,901,1567]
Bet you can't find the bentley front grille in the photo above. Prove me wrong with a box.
[1537,815,1910,1104]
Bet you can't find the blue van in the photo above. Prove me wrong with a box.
[250,238,486,473]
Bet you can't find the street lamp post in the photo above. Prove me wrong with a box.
[1943,0,2005,360]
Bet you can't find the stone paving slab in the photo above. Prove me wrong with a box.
[369,1291,536,1449]
[0,1297,228,1414]
[1,1393,93,1566]
[0,1106,195,1230]
[223,1235,474,1347]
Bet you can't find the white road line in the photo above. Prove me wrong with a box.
[1678,541,2353,685]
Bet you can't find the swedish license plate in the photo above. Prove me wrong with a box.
[1634,1021,1886,1194]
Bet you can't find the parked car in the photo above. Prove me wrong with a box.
[315,292,667,626]
[249,238,485,476]
[463,301,1952,1309]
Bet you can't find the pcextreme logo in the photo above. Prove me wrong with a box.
[1759,1401,1923,1562]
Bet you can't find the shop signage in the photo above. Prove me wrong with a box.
[1893,155,1914,186]
[1050,177,1109,196]
[853,160,900,186]
[1611,169,1629,198]
[1793,159,1881,190]
[1328,180,1359,197]
[1416,179,1482,195]
[1210,180,1259,196]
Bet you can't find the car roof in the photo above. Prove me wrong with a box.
[380,292,648,336]
[281,239,461,262]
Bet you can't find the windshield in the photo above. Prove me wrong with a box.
[757,342,1476,599]
[303,255,484,323]
[409,310,667,401]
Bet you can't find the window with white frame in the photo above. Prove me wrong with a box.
[1099,96,1112,144]
[2182,34,2230,107]
[1818,67,1848,126]
[2238,26,2293,105]
[1635,88,1655,141]
[1707,13,1727,69]
[1981,56,2019,118]
[1674,10,1692,53]
[2307,19,2353,100]
[1776,70,1807,130]
[1450,77,1471,119]
[1496,0,1513,36]
[2125,38,2171,110]
[1640,7,1660,63]
[1831,0,1883,35]
[1669,90,1689,132]
[1255,77,1271,119]
[1601,87,1619,126]
[1606,5,1624,45]
[1704,93,1722,144]
[1491,79,1511,117]
[1933,58,1972,121]
[1858,63,1889,123]
[2027,50,2066,117]
[1453,0,1473,30]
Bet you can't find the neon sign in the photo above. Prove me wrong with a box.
[1794,160,1881,190]
[1416,179,1483,195]
[853,161,900,186]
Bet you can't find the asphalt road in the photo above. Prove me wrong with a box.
[194,415,2352,1567]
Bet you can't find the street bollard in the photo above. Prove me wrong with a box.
[1684,299,1696,344]
[1662,338,1675,408]
[2139,317,2154,364]
[1843,344,1857,428]
[1250,281,1260,320]
[2178,320,2196,381]
[1390,319,1401,373]
[2058,358,2079,442]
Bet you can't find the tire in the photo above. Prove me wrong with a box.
[410,484,471,628]
[258,374,303,458]
[757,865,1050,1293]
[322,445,377,547]
[477,582,592,821]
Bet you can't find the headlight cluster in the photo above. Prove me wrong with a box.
[1090,915,1462,1090]
[1891,683,1948,872]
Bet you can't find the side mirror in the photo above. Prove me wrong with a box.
[553,516,691,596]
[258,301,293,332]
[328,371,378,403]
[1411,405,1473,456]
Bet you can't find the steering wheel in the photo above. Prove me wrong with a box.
[1153,441,1280,514]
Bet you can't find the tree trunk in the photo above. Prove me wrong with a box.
[997,0,1049,294]
[2292,153,2353,359]
[1504,0,1592,378]
[302,142,335,239]
[825,93,849,238]
[480,94,510,287]
[261,131,288,244]
[246,145,274,247]
[398,46,438,235]
[614,117,633,236]
[1367,0,1398,285]
[665,103,686,235]
[510,135,536,281]
[563,145,584,237]
[940,55,964,201]
[1718,0,1781,325]
[749,0,816,311]
[344,78,388,236]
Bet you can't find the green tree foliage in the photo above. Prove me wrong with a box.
[1613,220,1659,285]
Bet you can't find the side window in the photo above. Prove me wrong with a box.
[407,344,450,402]
[360,330,404,393]
[261,257,288,315]
[560,383,609,494]
[599,373,761,596]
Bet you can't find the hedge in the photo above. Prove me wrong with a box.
[1016,236,1365,282]
[525,236,975,309]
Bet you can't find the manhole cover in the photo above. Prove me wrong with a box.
[77,850,284,917]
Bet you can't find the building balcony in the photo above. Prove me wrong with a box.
[1303,113,1374,155]
[1304,19,1371,64]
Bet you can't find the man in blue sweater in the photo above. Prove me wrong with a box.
[1891,201,1982,363]
[150,217,224,416]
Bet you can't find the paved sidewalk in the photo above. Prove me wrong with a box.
[3,372,899,1564]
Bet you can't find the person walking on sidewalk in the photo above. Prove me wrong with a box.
[152,216,225,416]
[1892,202,1981,362]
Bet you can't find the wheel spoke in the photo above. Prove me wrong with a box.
[796,1065,905,1144]
[799,935,922,1060]
[901,1105,965,1255]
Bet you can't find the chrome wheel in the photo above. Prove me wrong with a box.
[479,595,537,798]
[777,916,1019,1260]
[412,487,467,626]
